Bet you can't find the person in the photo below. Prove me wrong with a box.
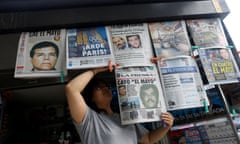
[30,41,59,71]
[65,67,174,144]
[219,48,230,60]
[140,84,159,108]
[118,85,127,97]
[112,36,127,50]
[126,34,142,48]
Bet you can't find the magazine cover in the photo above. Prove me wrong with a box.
[158,56,207,111]
[115,66,166,125]
[196,117,238,144]
[107,23,154,67]
[169,124,202,144]
[186,18,228,47]
[196,47,240,85]
[14,29,67,78]
[148,20,191,58]
[66,26,114,69]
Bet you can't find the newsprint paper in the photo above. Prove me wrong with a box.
[66,26,114,69]
[158,56,207,111]
[115,65,167,125]
[14,29,67,78]
[107,23,154,67]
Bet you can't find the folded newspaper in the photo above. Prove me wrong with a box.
[14,29,67,78]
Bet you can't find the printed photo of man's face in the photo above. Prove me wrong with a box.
[140,84,159,108]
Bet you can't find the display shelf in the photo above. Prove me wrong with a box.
[0,0,230,33]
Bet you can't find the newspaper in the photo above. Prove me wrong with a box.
[14,29,67,78]
[170,117,238,144]
[158,56,207,111]
[115,66,167,125]
[196,47,240,85]
[107,23,153,67]
[195,117,238,144]
[169,123,201,144]
[186,18,228,47]
[148,20,191,58]
[66,27,114,69]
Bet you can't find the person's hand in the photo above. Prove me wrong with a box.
[92,67,109,75]
[161,112,174,128]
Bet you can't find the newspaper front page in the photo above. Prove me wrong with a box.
[66,26,114,69]
[115,66,167,125]
[14,29,67,78]
[186,18,228,47]
[158,56,206,111]
[107,23,153,67]
[197,47,240,85]
[148,20,191,58]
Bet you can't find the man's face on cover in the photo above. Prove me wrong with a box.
[31,46,58,71]
[141,87,158,108]
[112,36,125,49]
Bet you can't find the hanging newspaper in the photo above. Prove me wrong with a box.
[158,56,207,111]
[169,123,202,144]
[194,47,240,85]
[115,66,166,125]
[14,29,67,78]
[195,117,238,144]
[66,26,114,69]
[148,20,191,58]
[186,18,228,47]
[107,23,154,67]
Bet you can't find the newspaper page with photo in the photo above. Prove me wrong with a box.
[66,26,114,69]
[195,117,238,144]
[169,123,202,144]
[115,66,167,125]
[195,47,240,85]
[148,20,191,58]
[186,18,228,47]
[14,29,67,78]
[107,23,153,67]
[158,56,207,111]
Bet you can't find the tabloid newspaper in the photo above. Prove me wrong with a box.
[115,66,167,125]
[107,23,154,67]
[186,18,228,47]
[66,27,114,69]
[169,123,201,144]
[148,20,191,58]
[169,117,238,144]
[14,29,67,78]
[195,47,240,85]
[157,56,207,111]
[195,117,238,144]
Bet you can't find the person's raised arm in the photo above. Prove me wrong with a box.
[65,67,109,124]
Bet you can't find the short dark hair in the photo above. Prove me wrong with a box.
[126,34,140,41]
[82,77,109,113]
[140,84,159,98]
[30,41,59,58]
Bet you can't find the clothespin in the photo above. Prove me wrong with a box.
[191,46,201,50]
[226,45,234,49]
[151,56,163,64]
[108,60,113,72]
[60,71,64,83]
[191,46,201,57]
[232,108,237,116]
[203,99,209,113]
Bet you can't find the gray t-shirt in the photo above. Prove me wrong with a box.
[74,107,149,144]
